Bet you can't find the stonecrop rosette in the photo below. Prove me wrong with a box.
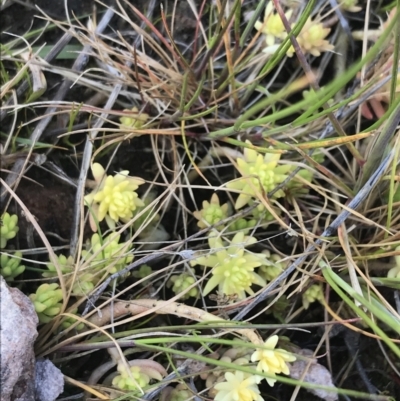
[226,142,291,209]
[193,193,230,229]
[84,163,144,230]
[190,231,268,299]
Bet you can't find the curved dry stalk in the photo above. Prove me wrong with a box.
[87,299,262,345]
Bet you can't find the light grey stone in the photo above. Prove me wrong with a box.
[0,275,38,401]
[35,359,64,401]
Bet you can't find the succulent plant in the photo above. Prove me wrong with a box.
[226,141,292,209]
[302,283,324,309]
[193,194,230,229]
[191,232,268,299]
[168,270,199,300]
[60,308,85,331]
[81,233,133,275]
[213,371,263,401]
[84,163,144,231]
[132,264,153,283]
[71,272,97,296]
[258,251,287,282]
[0,251,25,280]
[30,283,63,323]
[1,213,19,248]
[112,360,165,392]
[168,384,193,401]
[43,254,74,278]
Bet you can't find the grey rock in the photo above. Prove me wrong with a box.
[0,275,38,401]
[290,348,338,401]
[35,359,64,401]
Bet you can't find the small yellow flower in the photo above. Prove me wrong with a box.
[226,141,291,209]
[193,194,230,229]
[287,18,334,57]
[251,335,296,387]
[119,106,149,135]
[84,163,144,230]
[214,371,264,401]
[190,232,267,300]
[254,2,293,47]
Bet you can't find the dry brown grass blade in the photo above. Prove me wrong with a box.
[0,7,115,207]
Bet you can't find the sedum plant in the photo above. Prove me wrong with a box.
[132,264,153,279]
[112,365,151,391]
[112,360,165,392]
[71,272,97,296]
[226,217,257,235]
[43,254,74,278]
[81,233,133,275]
[167,384,193,401]
[302,283,324,309]
[60,308,85,331]
[84,163,145,231]
[254,3,334,58]
[167,270,199,300]
[226,141,292,209]
[68,233,133,295]
[258,251,287,282]
[190,231,269,299]
[249,201,277,222]
[0,251,25,280]
[1,212,19,248]
[29,283,63,323]
[193,194,230,229]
